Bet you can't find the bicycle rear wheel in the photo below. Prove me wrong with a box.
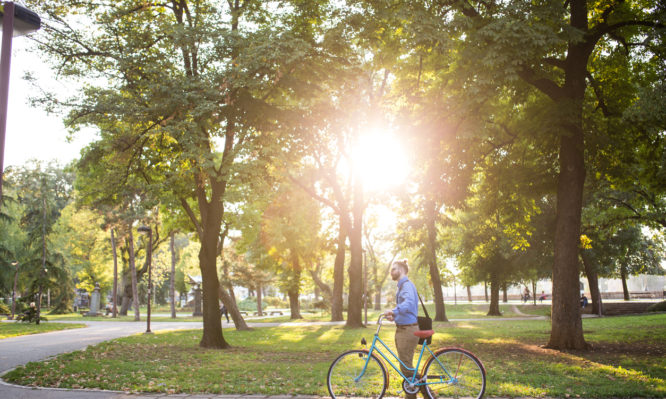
[422,348,486,399]
[327,349,387,398]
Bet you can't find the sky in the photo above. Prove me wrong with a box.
[4,37,95,170]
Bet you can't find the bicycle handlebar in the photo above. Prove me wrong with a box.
[376,314,388,335]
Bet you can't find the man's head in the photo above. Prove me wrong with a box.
[390,259,409,281]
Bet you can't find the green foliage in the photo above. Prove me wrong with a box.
[646,301,666,312]
[263,296,287,308]
[15,303,47,324]
[0,302,10,314]
[236,298,259,312]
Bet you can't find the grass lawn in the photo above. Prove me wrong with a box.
[0,322,86,339]
[4,314,664,397]
[248,303,528,324]
[46,313,205,322]
[45,303,530,324]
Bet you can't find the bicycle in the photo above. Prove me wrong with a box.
[327,315,486,399]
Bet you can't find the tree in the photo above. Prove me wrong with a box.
[359,0,664,349]
[260,181,324,319]
[8,162,73,321]
[52,203,112,307]
[29,0,336,348]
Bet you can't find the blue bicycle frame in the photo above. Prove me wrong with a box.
[357,315,455,387]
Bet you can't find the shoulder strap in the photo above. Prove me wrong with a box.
[417,294,430,319]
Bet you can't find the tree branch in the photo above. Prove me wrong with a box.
[179,197,203,238]
[517,67,564,101]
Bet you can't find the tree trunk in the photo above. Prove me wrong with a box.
[128,229,140,321]
[467,286,472,302]
[487,273,501,316]
[197,191,229,348]
[484,281,488,302]
[219,284,250,330]
[581,251,603,316]
[425,199,447,321]
[309,261,332,301]
[288,255,303,319]
[547,119,588,349]
[346,172,364,328]
[331,216,347,321]
[111,228,118,318]
[620,264,630,301]
[532,280,537,306]
[256,282,263,316]
[373,258,382,310]
[170,231,176,319]
[36,195,47,324]
[502,283,508,303]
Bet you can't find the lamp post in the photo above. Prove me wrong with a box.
[137,225,152,333]
[0,2,40,200]
[10,260,18,319]
[363,248,367,327]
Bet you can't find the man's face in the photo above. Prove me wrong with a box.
[390,265,402,281]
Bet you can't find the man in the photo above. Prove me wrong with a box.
[384,259,431,399]
[220,303,230,323]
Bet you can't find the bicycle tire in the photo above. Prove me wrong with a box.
[421,347,486,399]
[327,349,388,399]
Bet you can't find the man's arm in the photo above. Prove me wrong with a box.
[392,285,417,317]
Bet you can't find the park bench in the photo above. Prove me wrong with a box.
[252,310,284,316]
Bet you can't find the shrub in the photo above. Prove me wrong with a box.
[646,300,666,312]
[0,302,10,314]
[237,298,258,311]
[263,296,287,308]
[15,303,47,323]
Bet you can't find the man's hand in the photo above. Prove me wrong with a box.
[384,310,394,321]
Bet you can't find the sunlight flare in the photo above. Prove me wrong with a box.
[353,128,410,192]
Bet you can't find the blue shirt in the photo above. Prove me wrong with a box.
[392,276,418,325]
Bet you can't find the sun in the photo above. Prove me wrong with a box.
[353,128,410,192]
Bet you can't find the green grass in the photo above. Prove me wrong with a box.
[249,303,527,324]
[5,314,664,397]
[513,303,552,317]
[45,303,529,324]
[46,312,205,322]
[0,322,86,339]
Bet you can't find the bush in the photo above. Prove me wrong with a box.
[0,302,10,314]
[263,296,287,308]
[646,300,666,312]
[237,298,258,312]
[15,303,47,323]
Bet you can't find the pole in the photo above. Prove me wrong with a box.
[363,250,367,327]
[111,228,118,317]
[10,261,18,319]
[146,228,152,333]
[36,192,46,324]
[0,1,15,202]
[170,231,176,319]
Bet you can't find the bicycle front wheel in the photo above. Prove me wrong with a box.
[327,350,387,398]
[422,348,486,399]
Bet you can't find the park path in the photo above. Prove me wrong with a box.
[0,313,553,398]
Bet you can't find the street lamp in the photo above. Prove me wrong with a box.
[137,225,152,334]
[10,260,18,319]
[0,2,40,200]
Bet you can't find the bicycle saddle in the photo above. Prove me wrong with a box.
[413,330,434,338]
